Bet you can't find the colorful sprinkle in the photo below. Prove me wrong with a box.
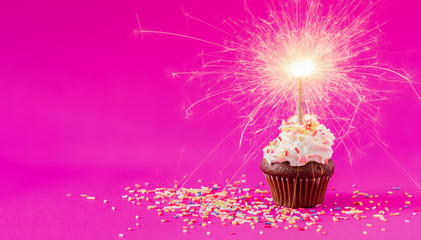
[113,178,417,236]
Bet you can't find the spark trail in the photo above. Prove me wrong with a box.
[169,0,400,153]
[140,0,420,190]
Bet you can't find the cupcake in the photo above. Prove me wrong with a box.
[261,114,335,208]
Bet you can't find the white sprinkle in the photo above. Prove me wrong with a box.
[112,206,116,211]
[103,200,108,203]
[118,233,124,237]
[206,232,210,235]
[259,231,263,235]
[135,215,139,219]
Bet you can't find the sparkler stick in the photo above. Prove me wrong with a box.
[289,59,314,124]
[296,77,303,124]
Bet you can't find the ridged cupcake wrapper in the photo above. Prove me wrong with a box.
[263,173,333,208]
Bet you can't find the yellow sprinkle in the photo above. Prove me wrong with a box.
[363,231,367,235]
[183,230,187,233]
[381,228,386,232]
[86,196,95,200]
[366,224,372,227]
[405,201,411,205]
[66,194,72,197]
[387,191,393,195]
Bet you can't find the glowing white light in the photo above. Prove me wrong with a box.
[287,59,316,77]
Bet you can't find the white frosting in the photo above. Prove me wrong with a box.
[263,114,335,166]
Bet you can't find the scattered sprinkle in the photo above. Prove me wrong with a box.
[111,179,416,235]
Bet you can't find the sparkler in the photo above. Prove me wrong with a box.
[175,0,390,150]
[140,0,418,168]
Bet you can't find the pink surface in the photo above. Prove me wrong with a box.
[0,0,421,239]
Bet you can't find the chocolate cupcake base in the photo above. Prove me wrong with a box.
[261,160,334,208]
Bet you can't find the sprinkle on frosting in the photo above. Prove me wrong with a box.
[263,114,335,166]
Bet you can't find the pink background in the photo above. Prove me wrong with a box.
[0,0,420,239]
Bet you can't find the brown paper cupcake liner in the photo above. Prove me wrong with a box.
[263,173,333,208]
